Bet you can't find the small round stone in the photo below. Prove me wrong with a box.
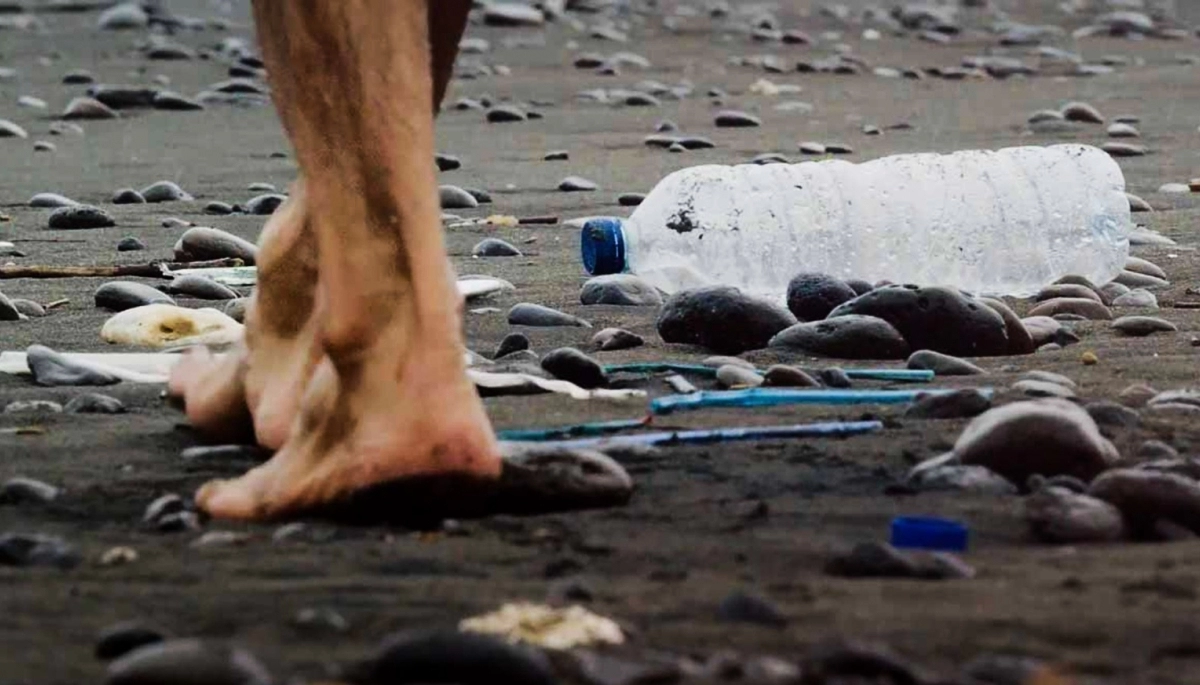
[1060,101,1104,124]
[472,238,522,257]
[716,364,764,389]
[558,176,598,192]
[440,185,478,209]
[1111,315,1177,337]
[770,315,909,360]
[540,348,607,389]
[65,393,126,414]
[580,274,662,306]
[140,180,192,203]
[617,193,645,206]
[62,96,118,120]
[591,328,644,351]
[487,105,527,123]
[714,110,761,127]
[954,399,1118,485]
[111,188,146,205]
[48,205,116,229]
[906,350,984,376]
[244,193,286,215]
[785,272,857,321]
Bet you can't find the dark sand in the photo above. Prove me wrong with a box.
[4,1,1200,683]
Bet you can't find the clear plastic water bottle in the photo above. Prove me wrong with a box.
[580,144,1130,299]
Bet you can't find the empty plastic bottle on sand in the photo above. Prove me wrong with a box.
[581,144,1130,299]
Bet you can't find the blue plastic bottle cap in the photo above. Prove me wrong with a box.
[890,516,968,552]
[580,217,626,276]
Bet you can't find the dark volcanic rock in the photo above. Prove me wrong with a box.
[828,285,1009,357]
[657,286,796,355]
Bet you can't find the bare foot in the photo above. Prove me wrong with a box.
[195,315,502,520]
[168,185,323,449]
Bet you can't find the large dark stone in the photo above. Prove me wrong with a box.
[657,286,796,354]
[785,272,858,321]
[769,315,909,359]
[828,284,1009,356]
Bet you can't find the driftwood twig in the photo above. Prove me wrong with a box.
[0,258,244,280]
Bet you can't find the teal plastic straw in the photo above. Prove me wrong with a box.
[602,362,934,383]
[512,420,883,450]
[651,387,991,415]
[498,418,647,441]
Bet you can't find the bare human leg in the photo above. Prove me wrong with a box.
[169,0,472,452]
[195,0,501,520]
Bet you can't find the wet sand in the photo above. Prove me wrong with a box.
[4,1,1200,683]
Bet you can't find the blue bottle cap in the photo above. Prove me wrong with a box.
[890,516,968,552]
[581,217,626,275]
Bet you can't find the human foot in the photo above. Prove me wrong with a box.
[168,185,323,449]
[195,319,504,522]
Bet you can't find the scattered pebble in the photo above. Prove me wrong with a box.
[244,193,285,215]
[1102,142,1147,157]
[27,344,121,386]
[65,393,126,414]
[0,477,59,505]
[716,364,764,389]
[163,274,239,300]
[105,639,272,685]
[1012,379,1076,399]
[4,400,63,414]
[1114,269,1168,289]
[580,274,662,306]
[487,105,527,123]
[111,188,145,204]
[540,348,607,389]
[29,192,78,208]
[785,273,857,321]
[174,226,258,264]
[62,96,118,120]
[1027,297,1112,320]
[905,389,992,420]
[1112,289,1157,308]
[508,303,591,328]
[95,281,175,312]
[96,2,148,30]
[559,176,598,192]
[95,622,168,661]
[152,91,204,111]
[0,532,79,568]
[1090,469,1200,538]
[617,192,644,206]
[472,238,522,257]
[769,315,909,360]
[140,180,192,203]
[483,3,545,27]
[48,205,116,229]
[440,184,478,209]
[954,399,1118,485]
[762,364,820,388]
[0,119,29,139]
[825,541,974,580]
[1085,401,1140,429]
[714,110,761,127]
[591,328,644,351]
[1060,101,1104,124]
[828,285,1008,357]
[1111,315,1177,337]
[1119,383,1157,407]
[906,350,984,376]
[1036,283,1103,304]
[659,286,796,355]
[1024,485,1126,543]
[363,629,558,684]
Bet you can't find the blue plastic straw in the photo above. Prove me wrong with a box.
[497,418,647,441]
[511,420,883,451]
[602,362,934,383]
[652,387,990,415]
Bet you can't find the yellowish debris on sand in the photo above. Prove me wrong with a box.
[458,602,624,650]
